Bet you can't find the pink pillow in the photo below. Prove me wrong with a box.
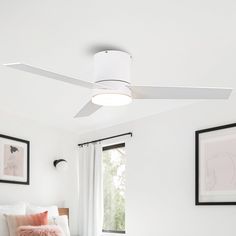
[17,225,63,236]
[6,211,48,236]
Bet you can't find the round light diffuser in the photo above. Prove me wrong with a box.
[92,93,132,106]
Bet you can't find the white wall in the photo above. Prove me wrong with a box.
[1,94,236,236]
[78,95,236,236]
[0,110,79,235]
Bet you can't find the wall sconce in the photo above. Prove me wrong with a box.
[53,159,68,171]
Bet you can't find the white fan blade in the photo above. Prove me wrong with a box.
[4,63,98,89]
[130,86,232,99]
[74,101,102,117]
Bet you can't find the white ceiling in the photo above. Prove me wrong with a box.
[0,0,235,134]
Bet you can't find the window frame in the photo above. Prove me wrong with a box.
[102,142,125,151]
[102,142,126,234]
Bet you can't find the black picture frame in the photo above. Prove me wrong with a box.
[0,134,30,185]
[196,123,236,205]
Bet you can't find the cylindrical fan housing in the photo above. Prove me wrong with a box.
[94,50,131,83]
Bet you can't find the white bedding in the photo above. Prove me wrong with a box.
[0,203,70,236]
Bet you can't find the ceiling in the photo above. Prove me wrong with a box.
[0,0,235,134]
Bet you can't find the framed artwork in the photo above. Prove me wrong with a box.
[196,123,236,205]
[0,134,30,185]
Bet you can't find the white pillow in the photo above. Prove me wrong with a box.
[26,204,59,218]
[49,215,70,236]
[0,203,26,236]
[0,203,26,215]
[0,214,9,236]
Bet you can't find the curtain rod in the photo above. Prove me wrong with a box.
[78,132,133,147]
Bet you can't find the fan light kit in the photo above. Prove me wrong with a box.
[92,50,132,106]
[4,50,233,117]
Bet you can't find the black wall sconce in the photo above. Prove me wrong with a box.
[53,159,68,171]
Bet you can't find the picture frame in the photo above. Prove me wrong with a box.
[0,134,30,185]
[196,123,236,205]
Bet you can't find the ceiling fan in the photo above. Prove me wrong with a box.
[4,50,232,117]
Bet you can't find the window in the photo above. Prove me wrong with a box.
[102,143,126,234]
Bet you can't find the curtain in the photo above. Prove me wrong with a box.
[77,143,103,236]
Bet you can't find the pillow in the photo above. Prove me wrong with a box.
[17,225,63,236]
[0,203,26,214]
[0,214,9,236]
[49,215,70,236]
[0,203,26,236]
[26,204,59,218]
[5,211,48,236]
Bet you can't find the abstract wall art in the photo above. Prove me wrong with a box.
[196,123,236,205]
[0,134,29,185]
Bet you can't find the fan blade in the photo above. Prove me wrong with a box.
[4,63,98,89]
[130,86,232,99]
[74,101,102,117]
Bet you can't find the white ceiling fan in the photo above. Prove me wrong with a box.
[4,50,232,117]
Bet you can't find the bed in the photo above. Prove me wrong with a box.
[16,208,70,236]
[58,208,69,219]
[0,204,70,236]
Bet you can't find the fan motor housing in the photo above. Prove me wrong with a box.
[94,50,131,84]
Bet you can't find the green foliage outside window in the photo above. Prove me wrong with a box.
[103,146,126,232]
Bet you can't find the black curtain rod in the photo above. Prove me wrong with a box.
[78,132,132,147]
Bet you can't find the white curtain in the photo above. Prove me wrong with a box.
[77,143,103,236]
